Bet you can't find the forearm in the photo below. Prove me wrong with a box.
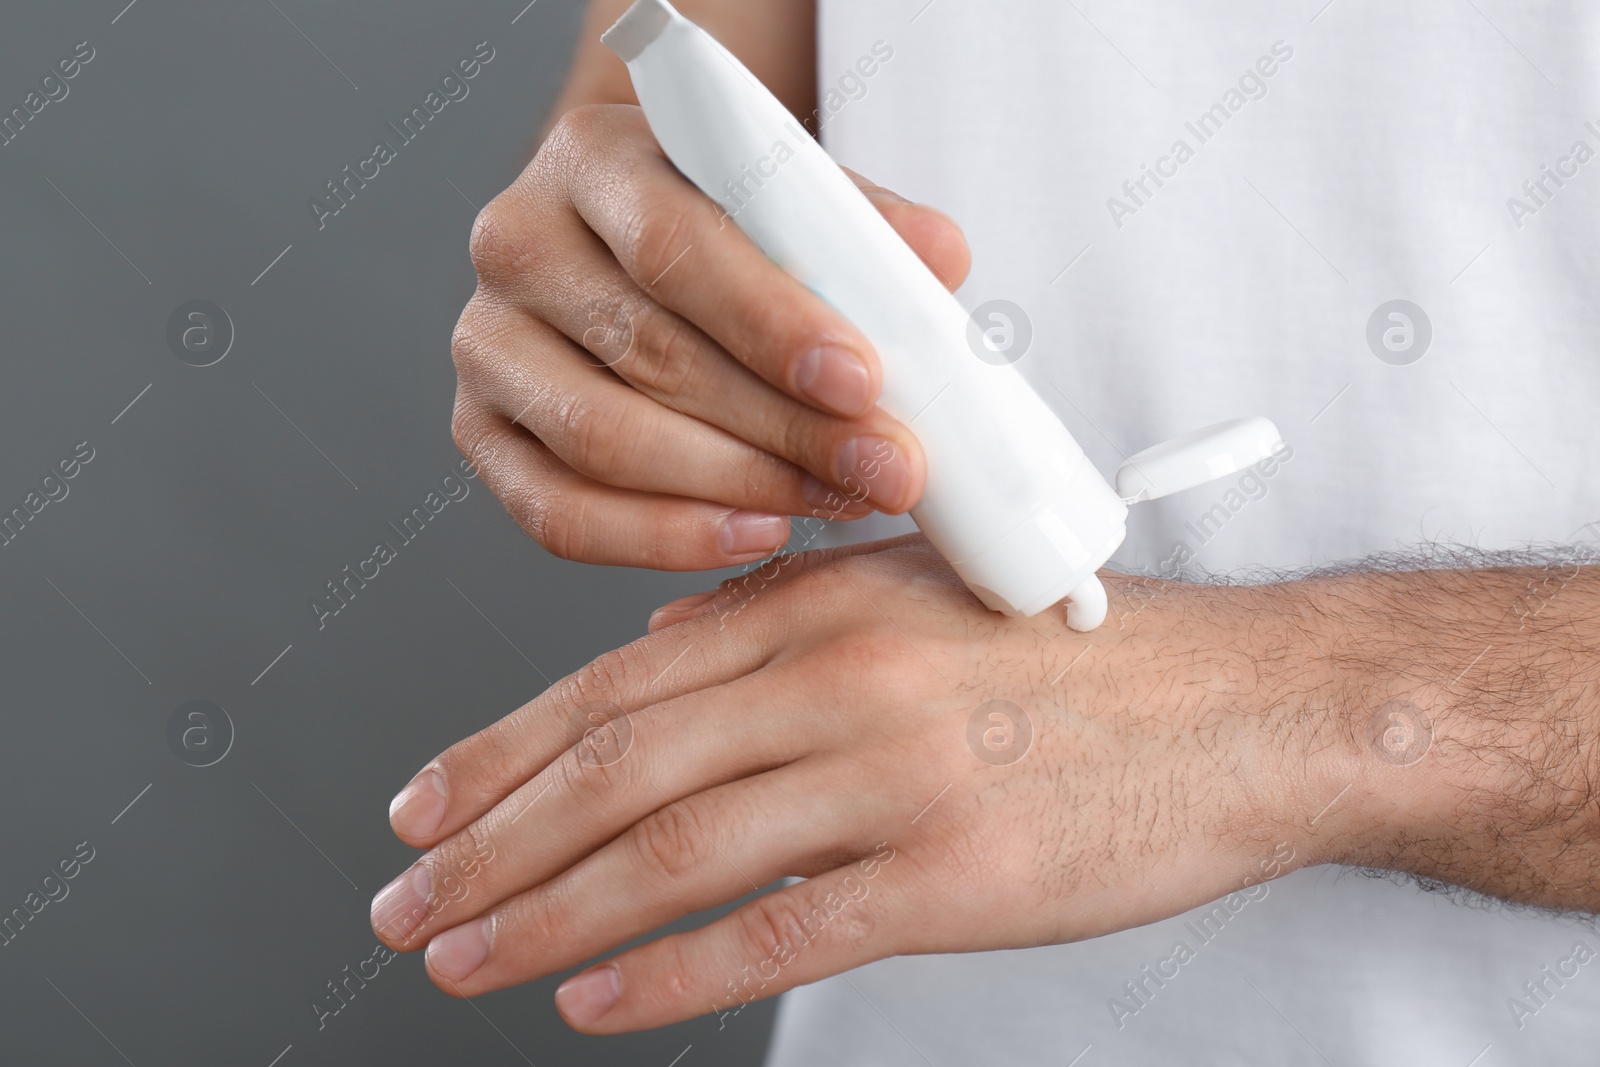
[543,0,817,139]
[1281,558,1600,909]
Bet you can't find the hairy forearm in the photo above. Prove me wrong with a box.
[1280,556,1600,909]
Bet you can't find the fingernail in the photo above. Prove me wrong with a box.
[834,436,912,512]
[649,590,718,630]
[427,916,492,982]
[795,345,872,416]
[555,966,620,1026]
[802,475,873,517]
[719,511,788,557]
[389,768,447,840]
[371,865,431,942]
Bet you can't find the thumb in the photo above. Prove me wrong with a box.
[844,168,973,292]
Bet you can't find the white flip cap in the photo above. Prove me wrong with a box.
[601,0,676,61]
[1114,416,1285,504]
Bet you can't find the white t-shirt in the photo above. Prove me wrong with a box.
[766,1,1600,1063]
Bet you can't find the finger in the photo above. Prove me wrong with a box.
[566,109,880,418]
[451,408,791,570]
[842,168,972,292]
[376,673,824,949]
[472,170,925,513]
[419,764,885,996]
[467,131,934,518]
[555,853,904,1033]
[456,299,859,518]
[644,534,916,634]
[387,604,783,850]
[646,590,722,633]
[481,106,879,419]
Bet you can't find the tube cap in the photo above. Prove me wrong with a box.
[602,0,678,61]
[1115,416,1284,503]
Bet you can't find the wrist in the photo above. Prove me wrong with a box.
[1261,572,1435,872]
[1091,575,1350,875]
[1193,577,1358,873]
[1286,567,1592,906]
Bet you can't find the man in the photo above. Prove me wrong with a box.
[371,0,1600,1061]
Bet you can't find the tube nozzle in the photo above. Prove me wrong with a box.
[602,0,676,61]
[1063,575,1108,632]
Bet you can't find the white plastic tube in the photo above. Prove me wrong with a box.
[603,0,1282,631]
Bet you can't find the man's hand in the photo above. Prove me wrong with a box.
[372,536,1600,1031]
[370,536,1362,1031]
[449,105,971,569]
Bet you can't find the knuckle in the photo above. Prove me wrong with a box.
[634,801,713,881]
[551,392,648,479]
[509,482,565,556]
[414,829,489,931]
[500,878,562,948]
[531,502,575,559]
[470,183,557,289]
[543,105,605,157]
[774,403,829,471]
[478,105,648,287]
[557,738,633,807]
[737,891,819,965]
[553,393,605,468]
[833,629,905,680]
[568,646,635,708]
[751,880,878,959]
[449,398,485,467]
[467,196,521,281]
[443,721,517,806]
[628,302,701,397]
[449,819,496,887]
[624,194,699,288]
[449,304,491,377]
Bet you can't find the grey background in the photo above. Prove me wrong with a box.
[0,1,776,1063]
